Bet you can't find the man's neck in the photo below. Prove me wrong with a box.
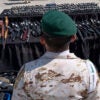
[46,47,69,53]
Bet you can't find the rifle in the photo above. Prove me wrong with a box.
[3,16,9,49]
[0,20,4,41]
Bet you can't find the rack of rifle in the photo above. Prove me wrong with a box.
[0,3,100,16]
[0,3,100,45]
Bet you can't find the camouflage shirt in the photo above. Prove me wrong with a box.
[12,50,100,100]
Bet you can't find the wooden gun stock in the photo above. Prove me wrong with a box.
[0,20,4,39]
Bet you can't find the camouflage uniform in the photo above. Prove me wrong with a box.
[12,50,100,100]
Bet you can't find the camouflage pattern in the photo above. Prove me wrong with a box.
[12,50,100,100]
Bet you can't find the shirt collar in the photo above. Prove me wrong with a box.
[42,50,77,59]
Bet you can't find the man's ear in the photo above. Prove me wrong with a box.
[40,37,46,45]
[70,35,77,43]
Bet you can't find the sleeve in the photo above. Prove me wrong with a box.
[85,60,100,100]
[11,65,28,100]
[85,76,100,100]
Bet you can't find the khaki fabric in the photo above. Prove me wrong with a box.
[12,50,100,100]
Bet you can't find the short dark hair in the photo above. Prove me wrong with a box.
[42,33,72,51]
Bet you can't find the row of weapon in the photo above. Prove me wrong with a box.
[1,3,100,16]
[77,18,100,41]
[0,15,100,48]
[8,19,41,40]
[0,17,41,49]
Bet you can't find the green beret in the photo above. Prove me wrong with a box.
[41,10,77,37]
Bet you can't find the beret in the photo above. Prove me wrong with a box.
[41,10,77,37]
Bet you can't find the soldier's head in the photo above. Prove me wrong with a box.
[40,10,77,52]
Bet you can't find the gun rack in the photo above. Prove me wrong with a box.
[0,3,100,72]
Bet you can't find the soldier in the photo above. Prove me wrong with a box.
[24,0,31,3]
[12,10,100,100]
